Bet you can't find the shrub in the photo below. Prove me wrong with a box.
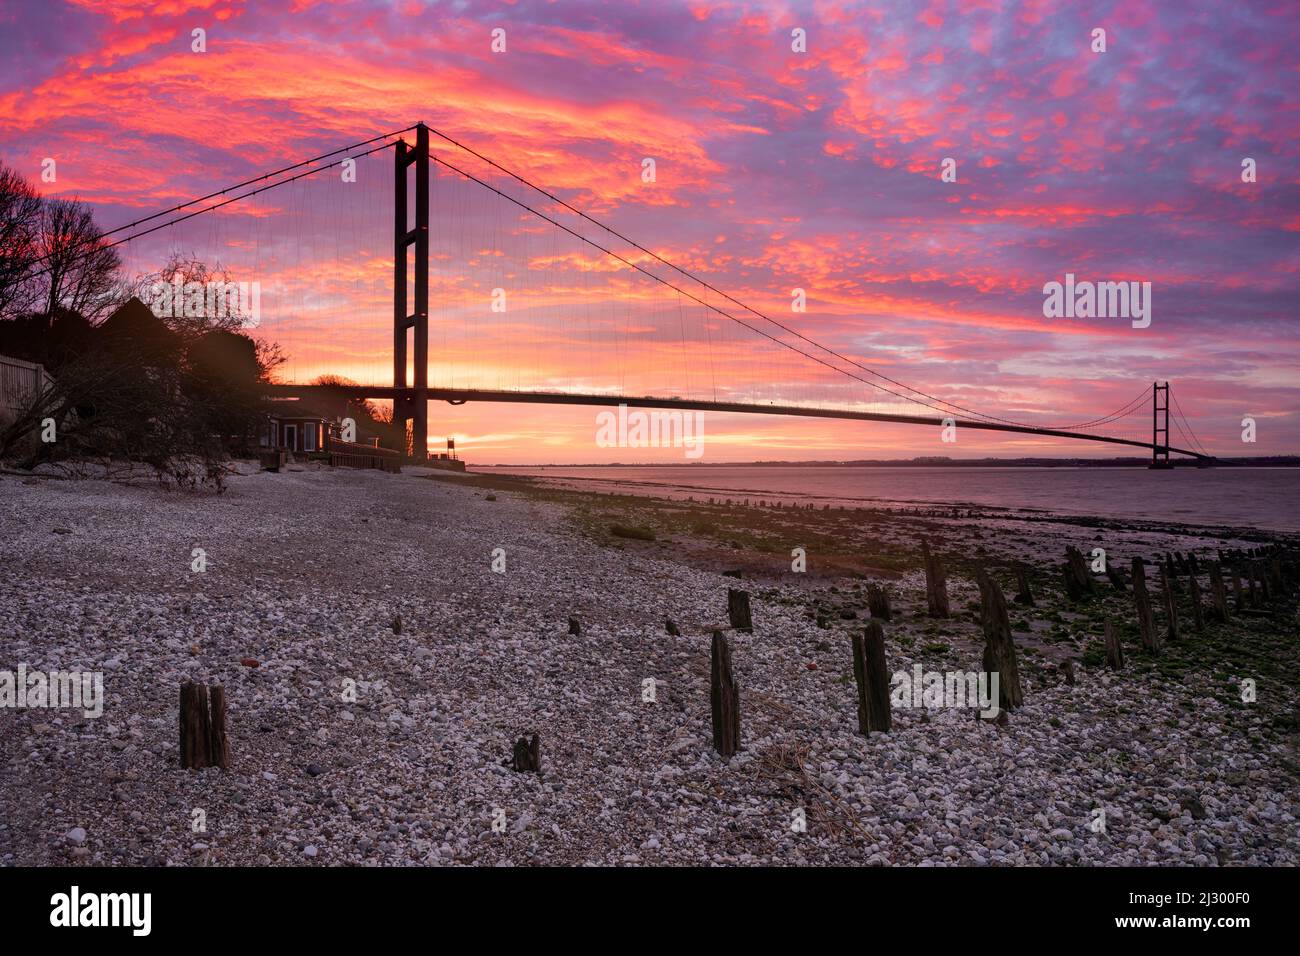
[610,523,655,541]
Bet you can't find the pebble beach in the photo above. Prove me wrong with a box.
[0,465,1295,866]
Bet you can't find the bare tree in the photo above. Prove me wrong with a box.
[127,253,251,339]
[128,252,286,383]
[35,198,122,323]
[0,161,43,319]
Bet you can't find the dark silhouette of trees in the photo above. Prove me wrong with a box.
[0,161,123,323]
[127,254,251,339]
[35,198,122,322]
[0,163,290,485]
[0,162,42,319]
[2,296,280,483]
[186,329,267,443]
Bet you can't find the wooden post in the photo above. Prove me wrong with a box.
[1014,565,1035,606]
[920,539,950,618]
[851,620,891,734]
[1208,563,1230,622]
[1104,562,1127,592]
[1065,546,1096,599]
[208,686,231,770]
[1132,557,1159,654]
[1061,660,1076,686]
[665,618,680,636]
[1062,565,1085,602]
[1164,554,1182,594]
[1104,620,1124,670]
[1188,574,1205,631]
[510,734,541,772]
[180,682,229,770]
[867,583,892,621]
[1160,564,1179,642]
[976,568,1023,711]
[179,682,211,770]
[727,588,753,631]
[567,616,581,636]
[710,631,741,757]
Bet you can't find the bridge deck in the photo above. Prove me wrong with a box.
[265,384,1210,460]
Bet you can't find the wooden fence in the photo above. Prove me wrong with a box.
[325,436,402,472]
[0,353,53,422]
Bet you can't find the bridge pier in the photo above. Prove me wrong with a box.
[393,123,430,460]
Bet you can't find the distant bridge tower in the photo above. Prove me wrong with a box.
[1150,380,1172,469]
[393,122,429,460]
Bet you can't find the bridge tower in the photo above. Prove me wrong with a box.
[1150,380,1173,470]
[393,123,429,460]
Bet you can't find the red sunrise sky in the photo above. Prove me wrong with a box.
[2,0,1296,462]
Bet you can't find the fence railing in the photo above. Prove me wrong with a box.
[325,436,402,472]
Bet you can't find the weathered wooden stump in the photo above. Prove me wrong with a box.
[1104,563,1128,592]
[866,583,892,622]
[1132,557,1159,654]
[179,682,211,770]
[567,616,581,636]
[208,686,231,770]
[179,681,230,770]
[391,614,402,635]
[1188,574,1205,631]
[665,618,680,636]
[920,539,949,618]
[1160,564,1180,642]
[710,631,741,757]
[851,620,891,734]
[975,568,1023,712]
[1104,620,1124,670]
[1061,660,1076,686]
[1230,568,1245,612]
[510,734,541,772]
[727,588,753,632]
[1063,566,1086,602]
[1064,546,1096,599]
[1208,563,1230,622]
[1014,565,1035,607]
[1164,554,1182,594]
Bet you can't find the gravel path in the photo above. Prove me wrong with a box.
[0,468,1294,866]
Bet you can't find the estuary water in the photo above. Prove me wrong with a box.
[479,464,1300,533]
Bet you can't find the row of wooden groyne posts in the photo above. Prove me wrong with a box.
[702,541,1296,760]
[171,543,1296,773]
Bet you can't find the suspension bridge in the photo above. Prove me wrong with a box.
[58,123,1216,466]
